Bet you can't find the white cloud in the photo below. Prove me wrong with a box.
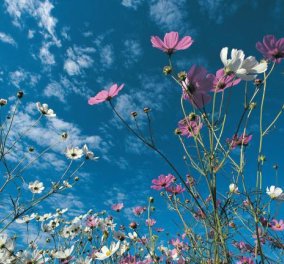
[64,46,95,76]
[123,39,143,67]
[0,32,17,46]
[39,42,56,65]
[121,0,144,10]
[4,0,60,44]
[27,29,35,39]
[9,69,40,88]
[100,45,114,68]
[149,0,189,33]
[44,82,66,103]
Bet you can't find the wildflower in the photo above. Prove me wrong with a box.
[132,206,146,216]
[211,68,241,92]
[236,257,254,264]
[52,245,74,259]
[16,213,37,224]
[182,65,214,108]
[227,133,252,149]
[229,183,239,194]
[95,241,120,260]
[266,185,283,199]
[150,31,193,54]
[166,184,185,195]
[29,180,45,194]
[36,102,56,117]
[177,113,203,137]
[0,99,7,106]
[220,47,267,81]
[151,174,175,190]
[270,219,284,231]
[88,83,124,105]
[111,203,124,212]
[65,146,84,160]
[0,234,15,252]
[146,218,156,227]
[256,35,284,63]
[63,180,72,188]
[82,144,99,160]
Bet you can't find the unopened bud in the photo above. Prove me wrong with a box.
[74,176,79,181]
[163,65,172,75]
[0,99,7,106]
[249,102,257,110]
[143,107,150,113]
[149,197,154,203]
[131,111,138,117]
[178,71,187,81]
[254,79,262,86]
[175,128,182,135]
[17,91,24,99]
[61,132,68,140]
[129,222,137,229]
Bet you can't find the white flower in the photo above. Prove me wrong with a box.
[36,213,53,222]
[16,213,36,224]
[29,180,45,194]
[128,232,138,240]
[63,180,72,188]
[0,234,15,252]
[36,102,56,117]
[266,185,283,199]
[75,256,92,264]
[95,241,120,260]
[65,147,84,160]
[229,183,239,194]
[52,245,74,259]
[220,47,267,81]
[83,144,99,160]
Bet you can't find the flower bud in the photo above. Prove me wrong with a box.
[131,111,138,117]
[28,146,34,152]
[249,102,257,110]
[74,176,79,181]
[143,107,150,113]
[178,71,187,81]
[17,91,24,99]
[149,197,154,203]
[0,99,7,106]
[61,132,68,140]
[129,222,137,229]
[174,128,182,135]
[163,65,172,75]
[254,79,262,86]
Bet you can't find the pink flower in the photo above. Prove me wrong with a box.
[270,219,284,231]
[86,216,99,228]
[155,227,164,232]
[166,184,185,195]
[145,218,156,227]
[151,31,193,54]
[111,203,124,212]
[256,35,284,63]
[227,134,252,149]
[178,113,203,137]
[88,83,124,105]
[236,257,254,264]
[170,238,184,249]
[182,65,214,108]
[211,68,241,92]
[132,206,146,216]
[151,174,175,190]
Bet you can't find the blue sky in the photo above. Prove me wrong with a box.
[1,0,284,238]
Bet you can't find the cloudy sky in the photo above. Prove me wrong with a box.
[1,0,284,234]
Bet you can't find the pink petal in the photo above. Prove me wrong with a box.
[151,36,167,51]
[175,36,193,50]
[88,90,109,105]
[109,83,124,97]
[164,32,179,49]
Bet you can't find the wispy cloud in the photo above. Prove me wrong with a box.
[100,45,114,69]
[9,69,40,88]
[39,41,56,65]
[44,82,66,103]
[0,32,17,47]
[4,0,60,44]
[123,39,143,67]
[121,0,144,10]
[64,46,95,76]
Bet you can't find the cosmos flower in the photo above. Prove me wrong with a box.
[132,206,146,216]
[15,213,37,224]
[151,174,175,190]
[227,134,252,149]
[182,65,214,108]
[211,68,241,92]
[177,113,203,137]
[266,185,283,199]
[65,147,84,160]
[28,180,45,194]
[112,203,124,212]
[229,183,239,194]
[52,245,74,259]
[220,47,267,81]
[166,184,185,195]
[88,83,124,105]
[256,35,284,63]
[236,257,254,264]
[83,144,99,160]
[151,31,193,54]
[146,218,156,227]
[36,102,56,117]
[95,241,120,261]
[270,219,284,231]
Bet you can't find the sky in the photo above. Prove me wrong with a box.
[0,0,284,239]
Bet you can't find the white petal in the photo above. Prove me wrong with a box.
[220,47,228,66]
